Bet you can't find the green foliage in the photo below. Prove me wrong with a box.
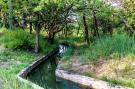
[78,34,135,63]
[39,39,58,54]
[34,0,72,37]
[59,36,83,45]
[62,46,75,61]
[123,0,135,28]
[3,29,35,50]
[0,29,58,53]
[0,0,135,88]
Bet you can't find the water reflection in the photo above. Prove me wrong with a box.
[27,45,81,89]
[58,44,67,57]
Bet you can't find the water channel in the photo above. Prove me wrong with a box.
[27,45,81,89]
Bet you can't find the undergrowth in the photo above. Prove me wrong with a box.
[0,29,58,54]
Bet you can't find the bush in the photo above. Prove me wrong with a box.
[0,29,58,53]
[2,29,35,50]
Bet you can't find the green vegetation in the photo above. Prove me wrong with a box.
[2,29,35,50]
[0,29,57,89]
[102,77,135,88]
[0,0,135,88]
[0,29,58,53]
[60,34,135,88]
[0,49,40,89]
[78,34,135,63]
[61,46,75,61]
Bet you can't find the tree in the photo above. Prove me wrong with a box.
[34,0,73,44]
[83,13,90,44]
[34,14,41,53]
[122,0,135,35]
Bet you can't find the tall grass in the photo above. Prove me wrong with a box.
[61,46,75,61]
[78,34,135,63]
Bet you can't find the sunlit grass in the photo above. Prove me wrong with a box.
[78,34,135,63]
[0,49,41,89]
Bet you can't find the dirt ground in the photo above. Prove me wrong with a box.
[59,46,135,81]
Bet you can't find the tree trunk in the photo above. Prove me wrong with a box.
[83,14,90,45]
[48,32,55,44]
[29,22,32,34]
[22,14,27,29]
[7,0,14,29]
[2,13,6,28]
[92,10,98,37]
[77,23,81,36]
[35,22,40,53]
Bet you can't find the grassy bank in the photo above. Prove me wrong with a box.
[60,34,135,88]
[0,28,58,89]
[0,49,41,89]
[78,34,135,63]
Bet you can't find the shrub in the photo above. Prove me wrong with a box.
[0,29,58,53]
[2,29,35,50]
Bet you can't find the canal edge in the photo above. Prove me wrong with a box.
[55,69,132,89]
[17,47,59,89]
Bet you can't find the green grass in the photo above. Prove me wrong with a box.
[0,28,59,89]
[102,77,135,88]
[61,46,75,61]
[0,28,58,54]
[1,28,135,88]
[0,49,41,89]
[59,34,135,88]
[78,34,135,63]
[74,34,135,88]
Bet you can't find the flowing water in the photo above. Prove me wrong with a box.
[27,45,81,89]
